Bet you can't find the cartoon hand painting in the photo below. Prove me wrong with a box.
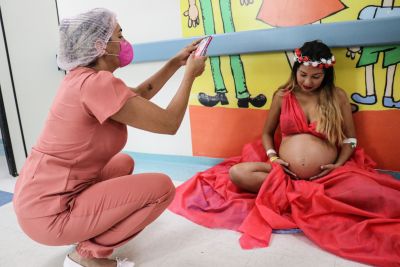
[240,0,254,6]
[183,0,199,28]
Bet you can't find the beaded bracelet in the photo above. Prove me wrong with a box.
[269,156,279,162]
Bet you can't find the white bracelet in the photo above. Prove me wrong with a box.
[343,137,357,148]
[266,148,277,156]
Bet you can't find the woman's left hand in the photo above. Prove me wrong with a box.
[309,164,338,181]
[173,38,203,66]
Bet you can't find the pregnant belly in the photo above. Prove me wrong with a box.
[279,134,338,180]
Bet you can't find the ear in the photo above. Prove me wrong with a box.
[95,39,106,55]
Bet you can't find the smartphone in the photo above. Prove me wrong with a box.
[194,36,213,57]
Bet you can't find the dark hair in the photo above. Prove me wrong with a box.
[291,40,335,89]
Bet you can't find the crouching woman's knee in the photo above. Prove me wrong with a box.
[154,173,176,206]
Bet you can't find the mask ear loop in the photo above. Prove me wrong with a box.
[102,40,121,57]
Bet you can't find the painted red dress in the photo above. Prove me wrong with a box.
[169,91,400,267]
[257,0,346,27]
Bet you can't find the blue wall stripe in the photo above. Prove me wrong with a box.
[123,151,400,181]
[0,190,13,207]
[124,151,223,166]
[132,17,400,63]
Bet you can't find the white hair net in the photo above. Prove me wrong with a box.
[57,8,117,71]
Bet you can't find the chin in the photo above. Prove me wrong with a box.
[301,86,316,92]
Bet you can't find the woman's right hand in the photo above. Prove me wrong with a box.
[172,38,203,67]
[185,52,206,78]
[273,158,298,179]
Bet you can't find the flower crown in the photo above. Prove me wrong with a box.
[294,48,335,69]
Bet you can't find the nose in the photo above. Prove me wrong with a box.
[303,77,313,86]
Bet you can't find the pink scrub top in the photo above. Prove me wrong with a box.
[13,67,137,218]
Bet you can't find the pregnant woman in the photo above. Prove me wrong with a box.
[229,40,350,191]
[169,41,400,266]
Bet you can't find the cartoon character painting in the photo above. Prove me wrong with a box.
[255,0,367,112]
[181,0,400,170]
[184,0,267,108]
[256,0,346,66]
[347,0,400,109]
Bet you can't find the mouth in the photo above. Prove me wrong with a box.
[301,85,313,90]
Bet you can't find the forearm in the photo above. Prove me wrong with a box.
[262,133,276,156]
[164,73,196,133]
[133,58,181,99]
[335,144,354,166]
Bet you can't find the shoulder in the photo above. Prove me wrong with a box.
[335,87,350,104]
[270,88,289,109]
[87,70,114,82]
[83,69,127,89]
[273,88,289,100]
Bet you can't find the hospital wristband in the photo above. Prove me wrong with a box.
[266,148,277,157]
[343,138,357,149]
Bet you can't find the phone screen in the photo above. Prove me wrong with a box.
[194,36,212,57]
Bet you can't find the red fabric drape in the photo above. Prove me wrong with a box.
[169,141,400,266]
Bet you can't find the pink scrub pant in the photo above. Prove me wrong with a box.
[17,153,175,258]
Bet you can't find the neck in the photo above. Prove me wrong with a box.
[91,57,118,73]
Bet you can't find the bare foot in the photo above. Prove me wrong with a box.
[68,250,117,267]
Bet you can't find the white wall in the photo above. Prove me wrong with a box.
[57,0,194,156]
[0,0,64,172]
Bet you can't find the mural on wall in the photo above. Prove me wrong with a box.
[347,0,400,109]
[181,0,400,171]
[184,0,267,108]
[256,0,346,67]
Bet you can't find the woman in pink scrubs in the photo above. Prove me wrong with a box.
[13,8,206,267]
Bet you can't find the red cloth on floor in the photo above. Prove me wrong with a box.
[169,91,400,266]
[169,141,400,266]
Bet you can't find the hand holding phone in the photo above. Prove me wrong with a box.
[194,36,212,57]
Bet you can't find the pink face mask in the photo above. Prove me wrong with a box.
[107,40,134,67]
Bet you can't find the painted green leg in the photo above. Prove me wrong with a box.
[198,0,229,107]
[220,0,266,108]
